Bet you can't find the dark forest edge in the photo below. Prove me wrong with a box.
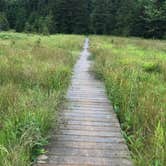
[0,0,166,39]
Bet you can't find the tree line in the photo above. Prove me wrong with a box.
[0,0,166,38]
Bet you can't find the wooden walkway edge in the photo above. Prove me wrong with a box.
[36,38,132,166]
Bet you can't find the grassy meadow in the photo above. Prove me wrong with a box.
[90,36,166,165]
[0,32,84,165]
[0,31,165,166]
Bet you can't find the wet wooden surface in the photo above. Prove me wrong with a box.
[36,38,132,166]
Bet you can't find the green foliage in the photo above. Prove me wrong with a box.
[38,16,52,35]
[24,22,31,33]
[0,12,9,31]
[142,62,161,73]
[91,0,114,34]
[52,0,90,34]
[0,32,84,165]
[90,36,166,165]
[114,0,137,36]
[143,0,166,38]
[0,0,165,38]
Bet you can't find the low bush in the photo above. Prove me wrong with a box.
[142,62,161,73]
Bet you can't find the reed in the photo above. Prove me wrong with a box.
[90,36,166,165]
[0,32,84,165]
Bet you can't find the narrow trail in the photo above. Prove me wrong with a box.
[37,38,132,166]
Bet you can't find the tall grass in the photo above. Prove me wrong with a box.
[90,36,166,165]
[0,32,84,165]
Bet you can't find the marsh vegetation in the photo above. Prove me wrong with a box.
[0,31,165,165]
[90,36,166,165]
[0,32,84,165]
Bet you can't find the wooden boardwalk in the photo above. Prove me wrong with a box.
[36,38,132,166]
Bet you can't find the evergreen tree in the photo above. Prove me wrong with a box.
[91,0,119,34]
[0,0,6,12]
[24,22,31,33]
[72,0,90,34]
[0,12,9,31]
[143,0,166,38]
[52,0,70,33]
[0,0,165,38]
[15,7,27,32]
[91,0,107,34]
[114,0,137,36]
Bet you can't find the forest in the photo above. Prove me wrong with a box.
[0,0,166,38]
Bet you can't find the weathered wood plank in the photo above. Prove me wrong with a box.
[62,109,113,116]
[52,135,125,143]
[56,129,122,137]
[47,141,129,151]
[62,112,115,119]
[47,156,132,166]
[59,124,121,132]
[47,148,130,158]
[61,120,120,127]
[67,103,113,109]
[64,117,118,123]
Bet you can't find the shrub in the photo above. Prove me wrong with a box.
[24,22,32,33]
[142,62,161,73]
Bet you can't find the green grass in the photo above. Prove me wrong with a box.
[90,36,166,166]
[0,32,84,165]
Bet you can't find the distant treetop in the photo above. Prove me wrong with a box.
[0,0,165,38]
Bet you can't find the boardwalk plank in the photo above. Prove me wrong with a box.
[47,141,129,151]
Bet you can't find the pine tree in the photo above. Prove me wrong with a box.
[91,0,106,34]
[91,0,118,34]
[0,12,9,31]
[72,0,90,34]
[52,0,70,33]
[114,0,137,36]
[143,0,166,38]
[0,0,165,38]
